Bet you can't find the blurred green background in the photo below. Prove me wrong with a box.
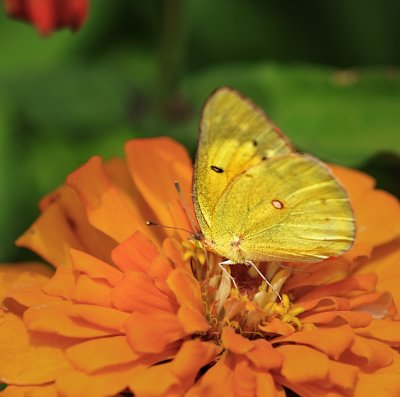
[1,0,399,263]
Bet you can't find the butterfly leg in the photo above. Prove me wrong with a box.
[246,261,283,302]
[219,259,239,290]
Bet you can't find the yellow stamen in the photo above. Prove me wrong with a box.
[182,239,206,265]
[270,293,305,330]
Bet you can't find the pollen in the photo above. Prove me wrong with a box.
[270,293,305,330]
[182,239,206,265]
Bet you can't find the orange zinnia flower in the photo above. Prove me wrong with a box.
[1,137,400,396]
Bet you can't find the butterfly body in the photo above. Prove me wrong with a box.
[193,87,355,265]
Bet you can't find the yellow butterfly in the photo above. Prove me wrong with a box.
[193,87,355,270]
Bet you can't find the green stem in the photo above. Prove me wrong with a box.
[157,0,186,116]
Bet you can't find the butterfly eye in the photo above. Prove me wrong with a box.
[211,165,224,173]
[272,199,284,209]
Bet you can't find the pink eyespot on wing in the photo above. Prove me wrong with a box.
[272,199,284,209]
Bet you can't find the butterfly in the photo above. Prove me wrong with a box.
[192,87,355,268]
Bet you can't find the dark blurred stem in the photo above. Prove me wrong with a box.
[157,0,186,115]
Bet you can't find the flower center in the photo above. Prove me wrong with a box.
[183,240,304,340]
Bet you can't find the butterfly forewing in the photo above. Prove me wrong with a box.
[209,153,355,263]
[193,87,293,238]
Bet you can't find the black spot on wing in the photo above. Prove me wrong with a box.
[211,165,224,173]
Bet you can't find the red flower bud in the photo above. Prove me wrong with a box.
[4,0,88,36]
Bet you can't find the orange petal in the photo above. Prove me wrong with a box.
[285,367,357,397]
[104,156,166,244]
[0,311,72,385]
[16,204,83,267]
[330,164,400,252]
[167,268,204,314]
[111,271,178,313]
[344,240,374,262]
[67,156,156,244]
[221,326,254,354]
[70,249,122,286]
[245,339,283,371]
[55,363,145,397]
[258,318,295,336]
[329,164,375,204]
[355,350,400,397]
[171,339,220,378]
[284,257,351,292]
[111,231,159,273]
[355,189,400,248]
[350,335,393,371]
[39,185,117,265]
[129,340,220,396]
[71,304,129,332]
[277,344,329,383]
[256,372,283,397]
[328,360,358,390]
[168,199,197,241]
[177,306,210,333]
[356,319,400,347]
[274,325,354,360]
[41,267,76,299]
[23,303,113,338]
[148,255,174,281]
[125,138,193,239]
[162,237,191,271]
[355,239,400,310]
[186,353,235,397]
[0,263,52,302]
[125,312,185,353]
[301,310,372,328]
[5,286,61,310]
[298,296,350,313]
[284,382,344,397]
[66,336,138,374]
[232,357,256,397]
[130,366,178,396]
[1,384,58,397]
[298,273,376,303]
[349,291,393,319]
[72,275,112,307]
[24,302,126,338]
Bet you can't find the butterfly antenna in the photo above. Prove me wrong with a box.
[174,181,209,268]
[145,220,193,234]
[174,181,199,234]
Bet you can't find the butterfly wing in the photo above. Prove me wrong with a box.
[193,87,293,238]
[209,153,355,263]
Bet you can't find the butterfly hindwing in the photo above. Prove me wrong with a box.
[209,153,355,263]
